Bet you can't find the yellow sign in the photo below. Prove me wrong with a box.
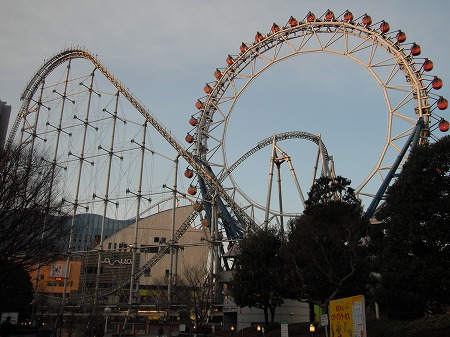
[329,295,366,337]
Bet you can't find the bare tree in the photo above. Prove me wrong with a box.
[151,265,215,330]
[179,265,215,329]
[0,144,69,273]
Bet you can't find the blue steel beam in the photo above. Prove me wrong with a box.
[365,117,425,219]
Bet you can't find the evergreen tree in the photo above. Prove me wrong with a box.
[372,136,450,317]
[0,262,34,320]
[285,176,371,311]
[229,228,285,325]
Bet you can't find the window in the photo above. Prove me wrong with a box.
[140,245,159,253]
[108,242,112,250]
[87,266,98,274]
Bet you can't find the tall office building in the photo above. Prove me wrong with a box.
[0,100,11,151]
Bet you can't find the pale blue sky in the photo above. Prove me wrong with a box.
[1,0,449,216]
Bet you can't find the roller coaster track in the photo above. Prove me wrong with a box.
[7,48,259,235]
[218,131,332,183]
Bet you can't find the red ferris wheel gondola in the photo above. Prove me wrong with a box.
[189,117,198,126]
[343,11,353,22]
[380,21,390,33]
[255,32,264,42]
[306,12,315,22]
[423,59,434,72]
[214,69,222,79]
[411,43,421,56]
[438,119,449,132]
[204,84,212,94]
[437,97,448,110]
[185,134,194,144]
[432,77,443,90]
[195,100,203,110]
[271,23,280,33]
[184,168,194,178]
[362,14,372,26]
[396,30,407,43]
[325,10,334,21]
[188,185,197,195]
[240,42,248,53]
[288,16,298,27]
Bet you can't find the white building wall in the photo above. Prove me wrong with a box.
[102,205,210,284]
[223,298,310,331]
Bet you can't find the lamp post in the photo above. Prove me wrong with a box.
[104,307,112,335]
[309,324,315,337]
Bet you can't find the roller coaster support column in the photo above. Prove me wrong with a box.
[365,117,425,219]
[264,136,277,230]
[210,193,221,302]
[127,123,148,322]
[168,154,181,315]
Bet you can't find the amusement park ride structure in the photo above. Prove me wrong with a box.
[6,9,449,326]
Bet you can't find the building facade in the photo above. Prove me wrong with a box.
[99,205,210,306]
[34,206,210,307]
[32,260,81,296]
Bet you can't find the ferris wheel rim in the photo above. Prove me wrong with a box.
[190,11,443,218]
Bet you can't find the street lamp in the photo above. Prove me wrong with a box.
[104,307,112,334]
[309,324,315,337]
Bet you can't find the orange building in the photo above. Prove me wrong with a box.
[31,260,81,296]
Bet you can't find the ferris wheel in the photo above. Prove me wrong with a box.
[184,9,449,229]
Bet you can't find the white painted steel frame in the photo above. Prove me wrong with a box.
[193,17,435,225]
